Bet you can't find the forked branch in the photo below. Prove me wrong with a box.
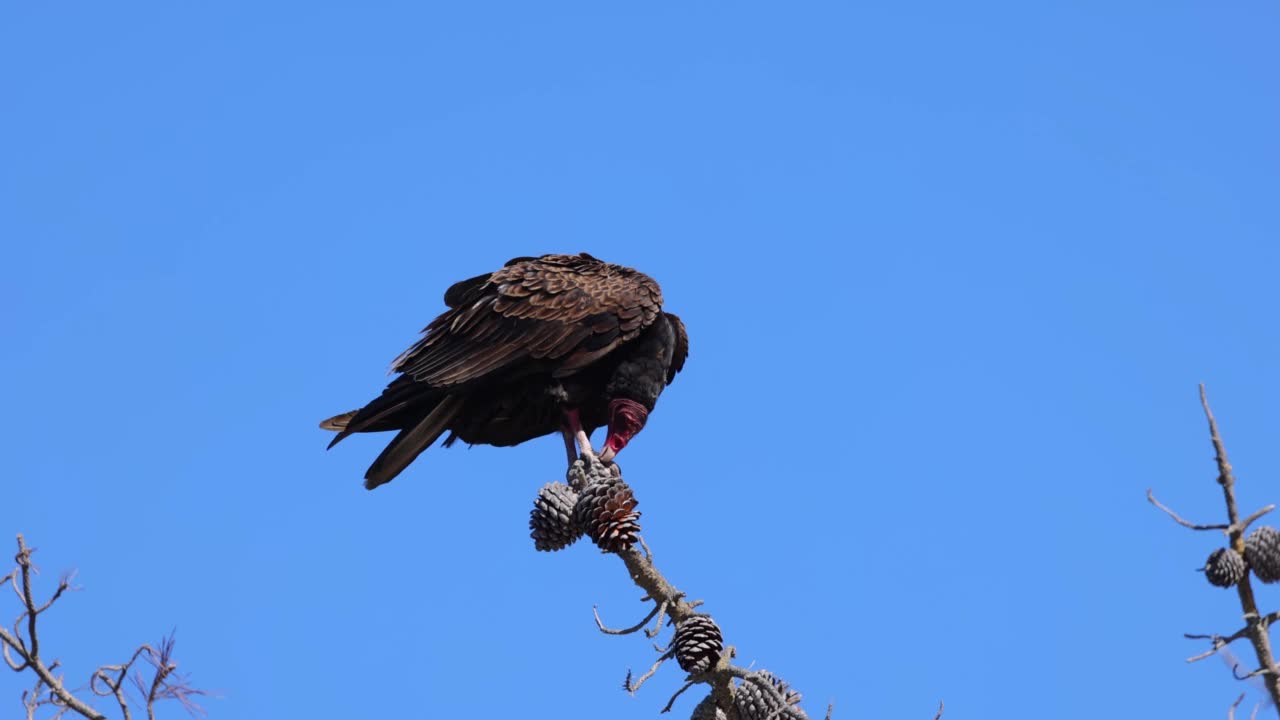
[1149,387,1280,714]
[1,535,207,719]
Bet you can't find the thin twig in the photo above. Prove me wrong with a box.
[646,596,682,639]
[1234,664,1274,681]
[33,573,73,616]
[625,650,674,694]
[1189,628,1259,663]
[659,678,698,714]
[1236,506,1278,535]
[1228,691,1249,717]
[25,673,45,720]
[594,602,664,636]
[91,644,151,720]
[640,536,654,563]
[1231,694,1247,720]
[1147,489,1228,531]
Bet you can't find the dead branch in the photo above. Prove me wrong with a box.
[1147,489,1230,531]
[1151,387,1280,715]
[1,535,207,720]
[595,600,666,636]
[1,535,109,720]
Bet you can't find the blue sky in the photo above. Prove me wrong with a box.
[3,2,1279,718]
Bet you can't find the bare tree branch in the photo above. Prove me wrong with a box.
[1200,387,1280,708]
[1230,693,1246,720]
[625,649,675,694]
[1151,387,1280,715]
[91,645,150,720]
[1147,489,1230,531]
[1,535,109,720]
[3,534,207,720]
[1147,489,1274,538]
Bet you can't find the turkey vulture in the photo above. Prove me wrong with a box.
[321,253,688,489]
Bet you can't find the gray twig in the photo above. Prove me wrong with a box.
[1147,489,1228,531]
[659,678,698,714]
[1234,664,1275,682]
[595,602,663,636]
[1231,694,1246,720]
[1187,614,1280,663]
[625,649,675,694]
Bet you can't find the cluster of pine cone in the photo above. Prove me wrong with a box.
[674,616,809,719]
[1204,526,1280,588]
[529,459,641,553]
[532,461,812,719]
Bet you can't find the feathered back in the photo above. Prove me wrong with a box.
[390,253,665,387]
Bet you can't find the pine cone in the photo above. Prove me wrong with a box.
[734,671,807,720]
[758,671,803,708]
[529,482,582,552]
[1204,547,1246,588]
[572,474,641,552]
[690,694,728,720]
[674,615,723,674]
[1245,526,1280,583]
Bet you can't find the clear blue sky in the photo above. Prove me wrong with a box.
[3,2,1279,718]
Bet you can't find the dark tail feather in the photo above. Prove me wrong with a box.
[322,377,442,450]
[363,394,464,490]
[320,411,359,448]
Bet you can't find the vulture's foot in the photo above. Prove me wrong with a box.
[561,429,578,466]
[575,430,598,464]
[560,407,599,465]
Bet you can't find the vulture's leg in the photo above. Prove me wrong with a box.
[561,428,578,465]
[560,407,597,463]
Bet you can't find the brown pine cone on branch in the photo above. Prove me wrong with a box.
[1203,547,1247,588]
[572,473,642,553]
[1245,526,1280,583]
[734,670,807,720]
[530,482,583,552]
[674,615,724,674]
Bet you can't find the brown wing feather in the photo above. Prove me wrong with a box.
[390,253,664,388]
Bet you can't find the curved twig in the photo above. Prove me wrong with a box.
[1147,489,1228,531]
[659,678,699,714]
[625,649,675,694]
[594,601,664,636]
